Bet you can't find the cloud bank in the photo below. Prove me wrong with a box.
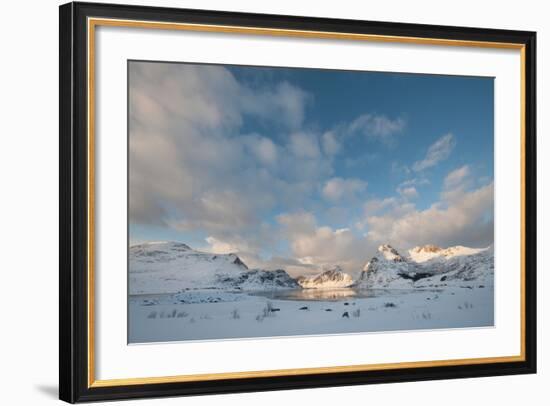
[129,62,325,236]
[129,62,493,277]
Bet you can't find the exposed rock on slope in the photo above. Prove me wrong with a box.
[218,269,299,290]
[377,244,407,262]
[356,244,493,289]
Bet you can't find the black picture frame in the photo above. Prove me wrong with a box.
[60,1,537,403]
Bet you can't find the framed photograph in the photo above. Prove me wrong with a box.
[59,2,537,403]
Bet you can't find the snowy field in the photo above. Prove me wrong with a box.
[128,286,493,343]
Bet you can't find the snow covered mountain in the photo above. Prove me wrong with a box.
[356,244,494,289]
[408,244,487,263]
[378,244,407,262]
[130,241,493,294]
[217,269,299,290]
[296,266,354,289]
[129,241,297,294]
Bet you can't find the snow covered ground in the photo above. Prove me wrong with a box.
[128,241,494,343]
[129,285,493,343]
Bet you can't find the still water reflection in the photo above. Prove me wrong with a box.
[249,288,431,302]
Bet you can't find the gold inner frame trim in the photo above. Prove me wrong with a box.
[90,355,524,387]
[87,17,527,388]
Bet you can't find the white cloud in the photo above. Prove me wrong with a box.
[362,197,398,217]
[397,186,418,199]
[365,181,493,249]
[129,62,322,235]
[321,131,341,156]
[355,197,399,230]
[203,232,308,275]
[324,113,405,149]
[243,135,278,166]
[204,236,241,254]
[412,133,456,171]
[444,165,470,188]
[169,189,259,232]
[278,212,370,275]
[364,165,492,249]
[442,165,474,202]
[277,211,317,235]
[322,177,367,202]
[348,114,406,144]
[398,177,430,188]
[289,132,321,159]
[240,80,310,130]
[391,161,411,176]
[268,81,310,129]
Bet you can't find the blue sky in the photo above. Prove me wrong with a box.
[129,61,494,275]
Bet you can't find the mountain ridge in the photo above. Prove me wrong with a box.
[356,244,493,289]
[129,241,493,295]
